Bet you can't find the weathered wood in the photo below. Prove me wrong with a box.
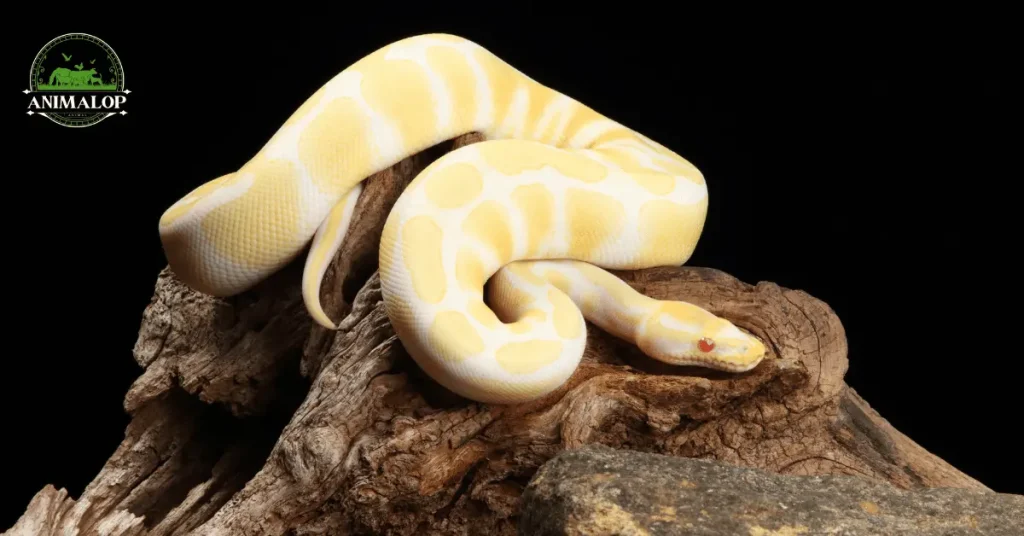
[3,133,991,536]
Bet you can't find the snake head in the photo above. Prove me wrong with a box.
[637,302,766,372]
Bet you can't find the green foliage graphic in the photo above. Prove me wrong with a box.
[40,65,115,90]
[32,35,121,92]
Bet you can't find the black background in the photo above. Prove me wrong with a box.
[5,12,1017,528]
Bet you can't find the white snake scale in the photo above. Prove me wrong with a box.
[158,33,766,404]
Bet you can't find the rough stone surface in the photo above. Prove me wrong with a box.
[519,444,1024,536]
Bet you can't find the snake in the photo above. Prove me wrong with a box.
[157,33,766,404]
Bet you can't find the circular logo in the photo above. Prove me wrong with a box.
[27,33,128,127]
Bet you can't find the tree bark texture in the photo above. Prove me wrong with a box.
[4,133,993,536]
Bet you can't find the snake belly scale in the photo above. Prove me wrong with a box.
[158,33,766,404]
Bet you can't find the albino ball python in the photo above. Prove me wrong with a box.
[158,33,766,404]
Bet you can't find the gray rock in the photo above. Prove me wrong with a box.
[518,444,1023,535]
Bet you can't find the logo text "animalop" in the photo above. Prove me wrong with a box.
[28,94,127,111]
[24,32,130,127]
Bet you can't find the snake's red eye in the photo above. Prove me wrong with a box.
[698,337,715,352]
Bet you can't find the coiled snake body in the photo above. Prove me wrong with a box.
[159,34,766,404]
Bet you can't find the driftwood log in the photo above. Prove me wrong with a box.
[5,133,991,536]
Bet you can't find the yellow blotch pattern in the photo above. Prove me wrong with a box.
[659,303,731,340]
[615,286,654,313]
[549,288,582,339]
[637,198,708,266]
[631,172,676,196]
[596,297,647,339]
[509,323,531,335]
[425,163,484,209]
[597,146,644,171]
[573,262,653,330]
[462,201,514,264]
[580,292,601,317]
[305,189,356,294]
[576,262,654,312]
[360,59,437,153]
[506,262,544,286]
[425,45,477,125]
[429,311,484,362]
[160,172,237,228]
[521,82,558,140]
[508,309,546,334]
[401,215,447,303]
[298,97,374,197]
[535,101,573,145]
[522,309,546,322]
[565,188,626,260]
[475,48,517,130]
[201,156,302,270]
[656,158,704,185]
[657,302,707,330]
[643,143,705,185]
[562,104,606,142]
[542,269,571,295]
[591,127,635,147]
[495,340,563,374]
[598,147,676,196]
[511,183,555,257]
[468,298,501,329]
[283,83,327,128]
[455,248,485,291]
[301,194,354,327]
[489,282,535,324]
[638,311,690,361]
[478,141,608,183]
